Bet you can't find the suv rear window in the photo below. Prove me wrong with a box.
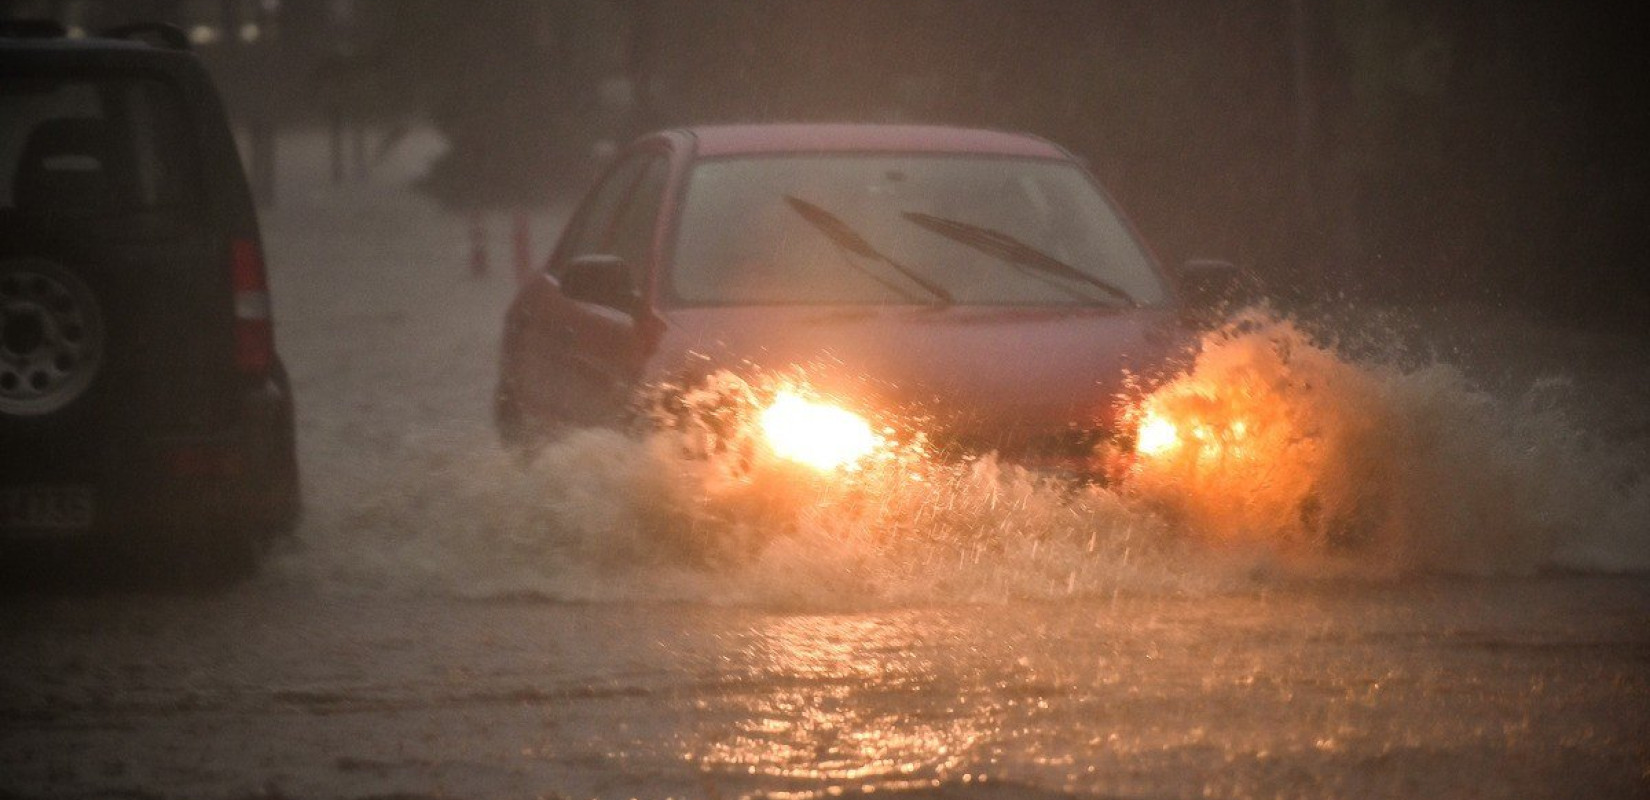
[0,77,195,219]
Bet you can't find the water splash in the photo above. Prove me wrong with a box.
[1125,310,1647,576]
[283,309,1648,604]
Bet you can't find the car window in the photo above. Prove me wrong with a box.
[604,156,669,288]
[668,155,1167,308]
[552,154,649,278]
[0,77,195,217]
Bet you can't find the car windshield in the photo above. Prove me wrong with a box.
[668,154,1167,307]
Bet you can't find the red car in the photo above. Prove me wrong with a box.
[496,124,1234,474]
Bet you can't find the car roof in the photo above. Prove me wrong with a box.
[0,36,150,51]
[683,124,1071,159]
[0,35,201,75]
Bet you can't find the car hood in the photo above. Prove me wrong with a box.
[647,304,1191,439]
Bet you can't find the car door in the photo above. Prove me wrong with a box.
[512,149,671,427]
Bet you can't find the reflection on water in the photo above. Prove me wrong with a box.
[4,584,1644,800]
[690,614,985,794]
[598,586,1649,800]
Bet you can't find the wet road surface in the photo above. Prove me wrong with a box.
[3,578,1647,799]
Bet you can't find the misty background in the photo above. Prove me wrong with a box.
[7,0,1648,320]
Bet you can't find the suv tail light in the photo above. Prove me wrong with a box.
[230,238,275,376]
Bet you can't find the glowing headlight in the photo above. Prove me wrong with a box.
[1134,410,1180,456]
[759,390,877,471]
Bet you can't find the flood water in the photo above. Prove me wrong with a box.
[1,130,1646,799]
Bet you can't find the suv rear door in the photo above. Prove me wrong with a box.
[1,51,249,495]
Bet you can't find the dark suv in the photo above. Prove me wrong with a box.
[0,23,297,579]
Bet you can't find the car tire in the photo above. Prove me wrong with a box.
[494,338,557,456]
[494,378,544,456]
[259,359,302,540]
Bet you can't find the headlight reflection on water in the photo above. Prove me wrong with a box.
[689,614,984,792]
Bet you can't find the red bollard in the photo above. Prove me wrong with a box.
[468,211,488,278]
[511,210,531,285]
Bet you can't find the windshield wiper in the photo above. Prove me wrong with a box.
[901,211,1138,307]
[783,195,953,306]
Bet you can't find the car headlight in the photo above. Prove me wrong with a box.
[759,390,878,471]
[1134,410,1181,456]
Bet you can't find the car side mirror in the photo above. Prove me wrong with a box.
[560,254,637,312]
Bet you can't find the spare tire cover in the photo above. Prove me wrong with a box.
[0,258,106,417]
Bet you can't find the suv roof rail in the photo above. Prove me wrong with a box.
[100,22,191,51]
[0,19,67,39]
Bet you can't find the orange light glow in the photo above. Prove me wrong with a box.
[759,390,878,471]
[1134,411,1180,456]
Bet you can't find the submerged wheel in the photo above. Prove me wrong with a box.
[0,258,105,417]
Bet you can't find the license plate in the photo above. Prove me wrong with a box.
[0,485,96,534]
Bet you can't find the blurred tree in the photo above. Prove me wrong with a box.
[1315,0,1649,314]
[13,0,1638,313]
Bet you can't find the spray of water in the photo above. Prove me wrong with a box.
[284,309,1648,604]
[1125,310,1646,575]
